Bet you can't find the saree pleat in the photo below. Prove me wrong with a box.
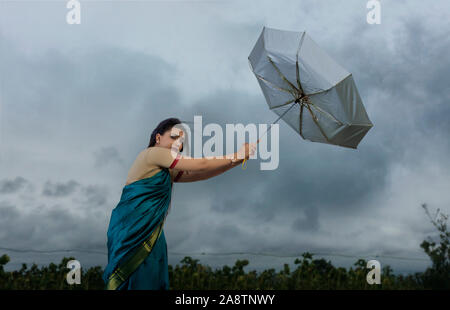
[103,168,172,290]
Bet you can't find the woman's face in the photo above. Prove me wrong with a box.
[156,127,184,152]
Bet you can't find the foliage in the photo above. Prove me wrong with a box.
[419,203,450,289]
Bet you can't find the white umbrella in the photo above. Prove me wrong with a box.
[248,26,373,149]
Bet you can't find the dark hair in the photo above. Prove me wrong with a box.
[148,118,183,150]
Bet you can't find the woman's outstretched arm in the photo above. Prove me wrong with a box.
[169,143,255,172]
[147,143,256,176]
[174,159,243,182]
[174,143,257,182]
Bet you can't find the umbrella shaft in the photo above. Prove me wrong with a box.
[257,102,299,143]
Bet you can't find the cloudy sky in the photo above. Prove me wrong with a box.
[0,0,449,276]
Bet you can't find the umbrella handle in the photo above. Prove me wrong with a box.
[241,138,261,170]
[241,158,247,170]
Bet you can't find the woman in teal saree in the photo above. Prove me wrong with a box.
[103,168,172,290]
[103,118,256,290]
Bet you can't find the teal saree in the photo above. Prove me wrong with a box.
[103,168,173,290]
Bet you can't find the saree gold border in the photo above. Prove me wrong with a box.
[106,219,165,290]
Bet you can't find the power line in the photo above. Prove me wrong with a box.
[0,246,429,262]
[0,247,106,255]
[170,252,429,262]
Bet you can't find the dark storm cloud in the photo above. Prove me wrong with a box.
[93,146,125,168]
[0,175,110,254]
[0,203,105,251]
[0,35,178,155]
[336,18,450,138]
[291,205,319,232]
[420,103,450,139]
[192,221,246,250]
[0,177,29,194]
[0,188,109,252]
[42,180,80,197]
[47,205,78,226]
[0,201,20,219]
[210,196,241,213]
[80,184,109,208]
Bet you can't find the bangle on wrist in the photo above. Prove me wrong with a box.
[231,152,240,164]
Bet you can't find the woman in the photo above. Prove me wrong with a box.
[102,117,256,290]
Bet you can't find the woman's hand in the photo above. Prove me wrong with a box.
[248,143,257,159]
[236,142,257,161]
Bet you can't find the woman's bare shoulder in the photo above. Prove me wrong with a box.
[144,146,165,157]
[145,146,166,153]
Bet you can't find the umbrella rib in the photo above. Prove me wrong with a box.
[305,101,331,142]
[254,73,295,95]
[307,88,330,96]
[299,103,304,138]
[295,32,306,95]
[269,98,296,110]
[296,60,305,95]
[267,56,299,93]
[308,102,343,125]
[306,73,352,96]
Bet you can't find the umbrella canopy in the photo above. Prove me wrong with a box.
[248,26,373,149]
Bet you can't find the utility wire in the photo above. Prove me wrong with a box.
[0,246,429,262]
[0,246,106,255]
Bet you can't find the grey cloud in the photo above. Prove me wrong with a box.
[0,177,29,194]
[215,222,244,241]
[210,196,244,213]
[80,184,109,208]
[42,180,80,197]
[93,146,125,168]
[291,205,319,232]
[47,205,78,227]
[0,35,178,157]
[0,201,20,219]
[0,199,108,254]
[0,177,109,253]
[192,221,246,250]
[337,18,450,139]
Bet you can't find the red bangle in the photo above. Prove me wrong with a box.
[169,153,181,169]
